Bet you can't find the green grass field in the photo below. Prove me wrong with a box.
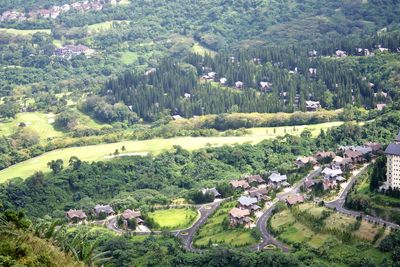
[120,51,138,65]
[194,201,257,248]
[191,43,216,56]
[0,121,343,181]
[0,112,63,140]
[0,28,51,35]
[87,20,130,34]
[147,208,198,230]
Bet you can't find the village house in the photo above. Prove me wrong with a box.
[373,92,387,99]
[335,50,347,58]
[66,209,87,222]
[331,156,352,170]
[246,175,265,185]
[94,204,114,217]
[121,209,144,227]
[248,187,270,201]
[229,208,253,227]
[354,146,373,156]
[172,115,183,120]
[286,195,304,206]
[323,179,337,191]
[230,180,250,190]
[237,196,260,212]
[268,172,289,188]
[322,167,343,180]
[202,72,216,80]
[235,81,244,89]
[220,77,227,85]
[260,81,272,92]
[145,68,156,76]
[314,151,336,161]
[365,142,383,153]
[376,104,387,111]
[303,178,316,191]
[54,44,89,57]
[202,188,221,198]
[343,149,365,164]
[305,101,321,112]
[309,50,318,57]
[294,156,318,168]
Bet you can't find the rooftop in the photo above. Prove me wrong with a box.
[229,207,250,218]
[385,143,400,156]
[268,172,287,183]
[238,196,258,206]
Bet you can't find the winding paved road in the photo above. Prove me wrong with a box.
[325,164,400,230]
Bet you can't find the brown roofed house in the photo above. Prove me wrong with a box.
[246,175,265,185]
[314,151,336,160]
[230,180,250,190]
[229,207,253,227]
[122,209,144,225]
[66,209,87,222]
[286,195,305,206]
[343,150,364,164]
[248,187,270,201]
[295,156,318,168]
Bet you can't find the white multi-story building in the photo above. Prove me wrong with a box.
[385,132,400,189]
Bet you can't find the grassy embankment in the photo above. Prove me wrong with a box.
[194,201,258,248]
[0,121,343,181]
[270,203,390,265]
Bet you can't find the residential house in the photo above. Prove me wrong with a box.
[246,175,265,185]
[172,115,183,120]
[66,209,87,222]
[237,196,260,212]
[335,50,347,58]
[286,195,304,206]
[202,188,221,198]
[354,146,373,156]
[229,208,252,227]
[230,180,250,190]
[365,142,383,153]
[220,77,227,85]
[309,68,317,77]
[323,179,337,191]
[260,81,272,92]
[121,209,144,225]
[309,50,318,57]
[376,104,387,111]
[305,101,321,112]
[294,156,318,168]
[314,151,336,161]
[303,178,316,191]
[268,172,289,188]
[145,68,156,76]
[248,187,270,201]
[343,149,365,164]
[94,205,114,216]
[235,81,244,89]
[331,156,352,169]
[322,167,343,180]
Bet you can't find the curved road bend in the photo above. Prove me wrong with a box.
[325,164,400,230]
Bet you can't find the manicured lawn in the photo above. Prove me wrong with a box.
[0,112,63,140]
[0,28,51,35]
[0,121,343,181]
[194,201,257,248]
[147,208,198,230]
[270,210,295,229]
[120,51,138,65]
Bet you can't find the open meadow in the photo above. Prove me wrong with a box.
[0,121,343,181]
[0,28,51,35]
[147,208,198,230]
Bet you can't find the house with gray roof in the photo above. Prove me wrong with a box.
[268,172,288,188]
[94,205,115,216]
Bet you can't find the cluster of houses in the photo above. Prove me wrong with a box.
[65,204,144,229]
[0,0,119,22]
[301,143,383,192]
[54,44,90,58]
[228,173,289,228]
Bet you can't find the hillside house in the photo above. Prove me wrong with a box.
[335,50,347,58]
[376,104,387,111]
[294,156,318,168]
[54,44,89,57]
[365,142,383,153]
[331,156,352,169]
[268,172,289,188]
[315,151,336,161]
[94,205,114,216]
[248,188,269,201]
[260,81,272,92]
[303,179,316,191]
[286,195,304,206]
[66,209,87,222]
[322,167,343,180]
[235,81,244,89]
[230,180,250,190]
[237,196,260,211]
[309,68,317,77]
[220,77,227,84]
[121,209,144,226]
[246,175,265,185]
[202,188,221,198]
[343,149,365,164]
[305,101,321,111]
[229,208,253,227]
